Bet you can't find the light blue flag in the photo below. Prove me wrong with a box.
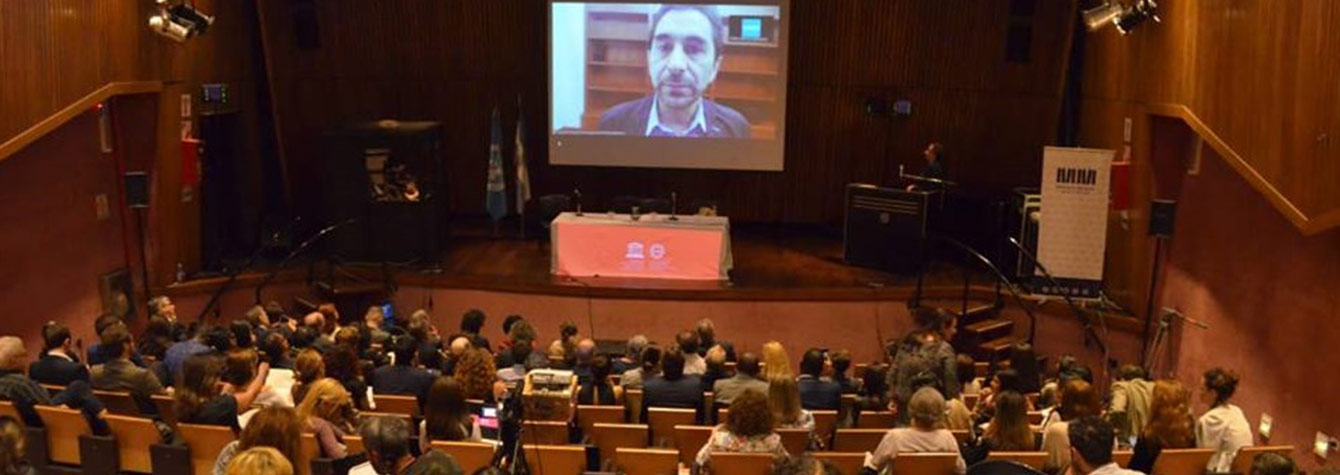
[485,107,507,221]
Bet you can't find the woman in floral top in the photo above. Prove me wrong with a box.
[694,389,789,473]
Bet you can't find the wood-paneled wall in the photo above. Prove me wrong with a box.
[257,0,1079,224]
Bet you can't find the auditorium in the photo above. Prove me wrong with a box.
[0,1,1335,474]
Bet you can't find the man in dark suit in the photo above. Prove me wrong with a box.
[597,5,751,138]
[797,348,841,410]
[371,336,438,407]
[642,347,703,422]
[28,322,88,386]
[906,142,948,191]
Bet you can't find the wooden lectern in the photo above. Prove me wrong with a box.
[843,184,937,274]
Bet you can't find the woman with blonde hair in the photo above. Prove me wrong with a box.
[767,377,814,432]
[296,378,356,459]
[0,416,36,475]
[1129,380,1197,473]
[224,447,293,475]
[213,407,304,475]
[761,341,792,380]
[291,349,325,404]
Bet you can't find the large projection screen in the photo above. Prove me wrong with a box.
[549,1,790,171]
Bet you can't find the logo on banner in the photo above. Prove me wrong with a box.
[625,242,645,260]
[648,243,667,260]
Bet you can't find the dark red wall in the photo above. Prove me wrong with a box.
[0,112,128,356]
[1160,148,1340,469]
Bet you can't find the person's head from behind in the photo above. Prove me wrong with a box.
[507,320,536,344]
[294,348,325,385]
[94,314,124,338]
[705,346,726,375]
[645,5,724,116]
[559,321,579,342]
[0,416,27,471]
[988,390,1033,450]
[245,305,270,328]
[177,354,223,415]
[640,345,663,375]
[239,407,303,464]
[761,341,791,379]
[737,352,761,378]
[100,324,133,361]
[860,366,887,399]
[361,415,413,474]
[1067,416,1116,473]
[302,312,325,331]
[913,307,957,341]
[261,332,289,365]
[501,315,524,337]
[223,348,259,387]
[726,389,773,437]
[424,376,470,441]
[511,338,534,368]
[955,354,976,387]
[1250,452,1298,475]
[661,347,686,380]
[1009,343,1039,384]
[575,338,596,366]
[291,325,317,350]
[1115,364,1147,382]
[768,376,803,423]
[231,320,255,349]
[224,446,293,475]
[907,386,946,431]
[41,321,72,353]
[1202,367,1239,407]
[799,348,825,378]
[590,354,612,387]
[676,330,699,356]
[1146,379,1194,447]
[992,368,1021,394]
[830,349,852,379]
[333,326,361,351]
[459,309,486,335]
[695,318,715,345]
[770,455,841,475]
[390,335,418,367]
[203,325,235,353]
[1059,379,1101,421]
[297,378,353,423]
[624,334,648,362]
[454,348,498,400]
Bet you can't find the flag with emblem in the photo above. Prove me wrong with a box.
[485,107,507,222]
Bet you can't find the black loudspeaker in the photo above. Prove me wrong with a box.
[291,0,321,51]
[124,172,149,208]
[1149,199,1177,237]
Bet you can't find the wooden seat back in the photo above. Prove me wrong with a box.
[150,394,176,427]
[615,448,678,475]
[104,414,160,473]
[297,433,320,475]
[522,444,586,475]
[1230,446,1294,475]
[856,411,896,428]
[175,422,236,475]
[590,423,648,465]
[93,390,142,416]
[889,452,959,475]
[34,405,89,465]
[950,429,972,445]
[811,410,838,447]
[833,428,888,452]
[673,425,713,465]
[1151,448,1217,475]
[625,389,644,423]
[812,451,865,475]
[647,408,696,447]
[577,405,625,437]
[778,428,810,455]
[344,435,365,455]
[0,401,22,425]
[521,420,570,445]
[371,394,419,417]
[430,441,496,473]
[987,451,1047,470]
[710,452,773,475]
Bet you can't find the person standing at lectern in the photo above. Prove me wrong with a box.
[906,142,947,191]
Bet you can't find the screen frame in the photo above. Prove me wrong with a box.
[547,0,791,172]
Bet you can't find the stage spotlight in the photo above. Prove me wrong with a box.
[1082,2,1124,31]
[1115,0,1159,35]
[148,0,214,43]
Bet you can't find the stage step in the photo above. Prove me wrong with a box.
[976,335,1025,363]
[956,303,999,325]
[961,319,1014,351]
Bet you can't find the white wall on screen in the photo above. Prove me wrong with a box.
[551,3,587,131]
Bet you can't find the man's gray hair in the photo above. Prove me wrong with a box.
[359,416,411,471]
[627,334,649,359]
[648,5,726,58]
[0,337,26,372]
[908,386,947,429]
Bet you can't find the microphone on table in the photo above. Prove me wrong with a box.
[573,188,583,216]
[669,192,679,221]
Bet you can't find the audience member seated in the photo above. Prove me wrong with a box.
[762,341,793,380]
[212,407,303,475]
[612,334,647,375]
[974,368,1032,424]
[494,315,525,356]
[619,345,661,390]
[176,352,269,432]
[796,348,840,410]
[230,321,256,350]
[855,365,889,414]
[1250,452,1299,475]
[1066,416,1143,475]
[498,320,545,370]
[578,354,619,405]
[419,376,482,453]
[642,347,703,421]
[495,338,532,386]
[363,307,391,349]
[165,324,219,381]
[713,352,768,406]
[695,319,716,357]
[830,350,858,394]
[304,312,335,354]
[572,338,597,384]
[1009,343,1042,394]
[550,321,580,364]
[136,315,176,372]
[407,310,444,371]
[1108,364,1153,447]
[1128,380,1196,473]
[0,416,36,475]
[1198,367,1254,473]
[678,331,706,375]
[964,390,1035,465]
[28,321,89,386]
[297,378,357,459]
[358,415,462,474]
[699,346,731,393]
[1042,379,1102,474]
[244,305,272,343]
[90,324,167,415]
[955,354,980,396]
[291,348,324,406]
[372,335,436,406]
[454,348,501,402]
[324,346,370,410]
[444,336,472,375]
[223,446,294,475]
[693,389,788,473]
[255,333,295,408]
[88,315,144,367]
[458,309,491,351]
[864,387,966,474]
[0,336,108,434]
[769,376,814,432]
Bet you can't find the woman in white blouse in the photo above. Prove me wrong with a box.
[1196,368,1253,473]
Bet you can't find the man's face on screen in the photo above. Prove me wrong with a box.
[648,9,721,112]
